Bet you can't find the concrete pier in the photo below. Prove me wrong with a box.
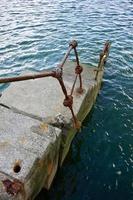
[0,56,108,199]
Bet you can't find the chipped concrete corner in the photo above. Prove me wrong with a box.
[0,54,109,199]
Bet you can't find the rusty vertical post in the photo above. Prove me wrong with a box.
[75,65,83,93]
[95,41,110,81]
[69,40,83,93]
[70,75,78,95]
[0,40,83,129]
[69,41,80,66]
[59,46,73,69]
[52,68,81,129]
[95,52,104,81]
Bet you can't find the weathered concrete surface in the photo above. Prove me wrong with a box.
[0,61,97,122]
[0,106,61,199]
[0,60,105,199]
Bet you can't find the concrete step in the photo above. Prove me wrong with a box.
[0,61,104,199]
[0,61,97,122]
[0,106,61,199]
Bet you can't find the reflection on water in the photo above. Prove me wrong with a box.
[0,0,132,200]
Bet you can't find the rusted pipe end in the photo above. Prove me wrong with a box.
[69,40,78,48]
[2,179,23,196]
[103,41,110,54]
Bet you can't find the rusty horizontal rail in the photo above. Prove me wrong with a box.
[0,40,110,128]
[0,40,83,129]
[0,71,54,84]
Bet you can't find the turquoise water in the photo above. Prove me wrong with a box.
[0,0,133,199]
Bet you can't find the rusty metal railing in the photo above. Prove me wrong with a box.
[95,41,110,81]
[0,40,83,129]
[0,40,110,129]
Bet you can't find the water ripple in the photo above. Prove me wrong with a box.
[0,0,133,200]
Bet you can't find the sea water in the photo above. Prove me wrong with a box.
[0,0,132,200]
